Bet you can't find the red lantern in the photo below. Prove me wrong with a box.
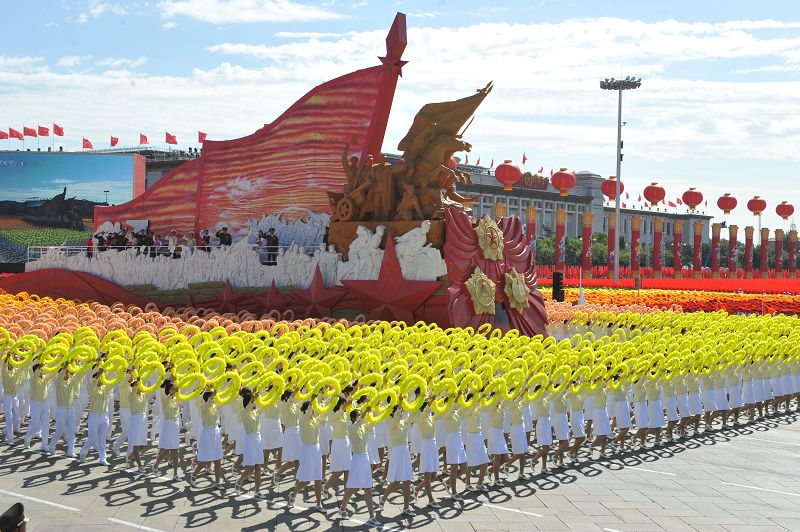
[494,160,521,191]
[601,176,623,201]
[747,195,767,216]
[550,168,576,197]
[776,201,794,220]
[717,193,737,215]
[643,182,666,207]
[682,187,703,211]
[447,156,457,170]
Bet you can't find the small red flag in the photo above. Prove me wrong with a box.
[622,202,627,208]
[0,131,7,140]
[140,133,148,145]
[198,131,207,143]
[165,132,177,145]
[465,154,469,165]
[490,158,494,168]
[23,126,37,137]
[668,201,677,207]
[637,194,642,202]
[538,166,544,173]
[110,136,119,147]
[677,198,683,205]
[522,152,528,164]
[704,200,708,207]
[82,138,93,149]
[53,123,64,136]
[476,156,481,166]
[9,128,23,140]
[549,168,554,177]
[38,125,49,137]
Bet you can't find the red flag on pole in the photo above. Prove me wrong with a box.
[549,168,554,177]
[637,194,641,202]
[490,158,494,168]
[522,152,528,164]
[110,136,119,147]
[622,202,627,208]
[0,131,7,140]
[198,131,207,143]
[538,166,543,174]
[38,125,49,137]
[9,128,23,140]
[23,126,37,137]
[668,201,677,207]
[139,133,148,145]
[476,156,481,166]
[165,132,177,145]
[82,138,93,149]
[625,192,629,200]
[704,200,708,207]
[53,123,64,136]
[676,198,683,205]
[465,154,469,165]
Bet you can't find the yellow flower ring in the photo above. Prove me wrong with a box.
[481,378,508,408]
[138,361,166,393]
[399,374,427,412]
[41,344,68,373]
[432,378,458,414]
[350,387,377,411]
[608,362,630,390]
[524,373,548,402]
[9,336,41,367]
[254,372,285,408]
[100,355,128,386]
[569,366,591,394]
[366,387,399,424]
[358,372,384,390]
[176,372,207,401]
[504,368,526,400]
[239,360,265,388]
[457,372,483,408]
[587,365,608,391]
[214,370,242,406]
[312,376,342,414]
[549,365,572,395]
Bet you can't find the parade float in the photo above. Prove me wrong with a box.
[7,13,548,336]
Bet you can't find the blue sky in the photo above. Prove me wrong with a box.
[1,0,800,230]
[0,152,136,204]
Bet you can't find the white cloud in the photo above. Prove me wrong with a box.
[274,31,342,38]
[57,55,92,68]
[77,1,129,23]
[162,21,179,29]
[52,179,75,184]
[2,17,800,231]
[158,0,344,24]
[97,56,148,68]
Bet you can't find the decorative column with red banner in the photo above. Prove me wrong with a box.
[555,208,566,274]
[631,216,641,278]
[693,222,703,278]
[775,229,784,277]
[526,206,537,260]
[653,218,663,278]
[673,220,683,278]
[711,223,721,278]
[582,212,593,278]
[728,225,738,277]
[789,229,797,278]
[494,202,507,219]
[760,227,770,278]
[744,226,754,278]
[607,213,616,279]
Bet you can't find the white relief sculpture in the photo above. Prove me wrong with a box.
[394,220,447,281]
[337,225,385,281]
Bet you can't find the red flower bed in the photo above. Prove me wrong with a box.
[538,275,800,294]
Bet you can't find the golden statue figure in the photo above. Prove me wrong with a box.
[475,214,504,261]
[466,266,496,315]
[504,268,530,312]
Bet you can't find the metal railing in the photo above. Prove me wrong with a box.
[26,243,326,262]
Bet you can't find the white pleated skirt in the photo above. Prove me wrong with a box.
[198,426,223,462]
[319,422,333,455]
[633,402,649,430]
[727,386,743,409]
[772,377,784,398]
[234,423,245,455]
[128,413,148,446]
[435,419,447,449]
[387,444,413,482]
[614,402,631,430]
[676,395,691,418]
[570,410,587,437]
[742,382,757,405]
[282,426,301,461]
[688,392,703,416]
[465,432,489,467]
[409,423,422,455]
[158,418,180,450]
[345,453,372,489]
[522,405,533,432]
[552,412,569,441]
[702,389,718,412]
[243,432,264,466]
[714,389,729,411]
[367,429,380,465]
[593,408,611,436]
[583,395,596,421]
[329,437,351,472]
[510,424,527,454]
[536,417,553,446]
[647,400,665,428]
[418,438,439,473]
[374,421,388,448]
[445,432,466,465]
[487,427,508,455]
[260,417,283,450]
[296,442,322,482]
[664,396,680,422]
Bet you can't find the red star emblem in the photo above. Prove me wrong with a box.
[253,279,291,314]
[342,236,441,323]
[211,280,247,314]
[291,265,346,318]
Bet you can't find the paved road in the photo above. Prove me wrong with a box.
[2,413,800,531]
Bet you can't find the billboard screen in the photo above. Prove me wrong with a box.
[0,151,145,266]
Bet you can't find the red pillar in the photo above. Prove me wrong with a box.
[711,223,721,278]
[631,216,641,278]
[693,222,703,278]
[728,225,738,277]
[607,213,616,279]
[744,226,754,278]
[789,230,797,279]
[653,218,663,278]
[582,211,593,278]
[526,206,537,260]
[673,220,683,278]
[760,227,770,278]
[555,208,566,274]
[775,229,784,277]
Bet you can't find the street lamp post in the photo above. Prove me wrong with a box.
[600,76,641,284]
[104,190,109,204]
